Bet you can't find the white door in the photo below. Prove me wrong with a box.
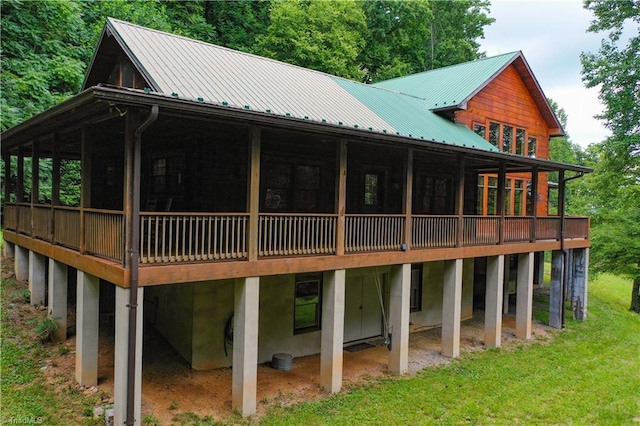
[344,276,383,343]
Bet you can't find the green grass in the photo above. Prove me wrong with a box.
[0,272,103,425]
[260,273,640,425]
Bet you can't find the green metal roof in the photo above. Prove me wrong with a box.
[373,52,520,110]
[77,19,500,152]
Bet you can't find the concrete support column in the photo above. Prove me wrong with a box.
[75,270,99,387]
[442,259,463,358]
[3,240,15,259]
[232,276,260,417]
[571,248,589,320]
[549,250,564,329]
[114,286,144,426]
[516,252,534,339]
[28,251,46,306]
[15,245,29,281]
[389,264,410,373]
[320,269,345,393]
[48,260,68,342]
[485,255,504,347]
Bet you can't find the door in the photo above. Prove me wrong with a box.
[344,276,383,343]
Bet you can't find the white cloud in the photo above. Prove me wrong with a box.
[479,0,610,147]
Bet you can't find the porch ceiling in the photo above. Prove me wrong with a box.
[1,86,591,175]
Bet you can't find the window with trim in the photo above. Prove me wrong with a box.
[414,173,454,215]
[482,121,533,156]
[294,273,322,334]
[410,264,423,312]
[477,175,529,216]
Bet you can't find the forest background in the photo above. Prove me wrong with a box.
[0,0,638,309]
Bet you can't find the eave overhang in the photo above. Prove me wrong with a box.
[1,86,589,175]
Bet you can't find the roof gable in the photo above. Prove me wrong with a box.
[80,18,497,152]
[374,52,564,136]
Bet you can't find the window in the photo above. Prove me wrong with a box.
[152,155,183,195]
[516,128,526,155]
[294,273,322,333]
[264,161,322,212]
[477,175,530,216]
[502,125,513,153]
[480,121,531,156]
[364,173,379,206]
[514,180,524,216]
[477,176,484,214]
[414,173,453,215]
[504,179,512,215]
[410,264,423,312]
[473,123,486,138]
[528,137,537,157]
[487,177,498,215]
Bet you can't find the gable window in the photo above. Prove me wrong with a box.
[528,137,537,157]
[410,264,423,312]
[482,121,531,155]
[294,273,322,334]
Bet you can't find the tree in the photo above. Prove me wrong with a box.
[359,0,494,83]
[580,0,640,312]
[203,0,271,53]
[256,0,366,80]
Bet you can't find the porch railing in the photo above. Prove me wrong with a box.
[85,209,124,261]
[3,202,590,265]
[17,203,31,235]
[504,217,533,243]
[53,207,81,250]
[536,217,560,240]
[345,214,405,252]
[463,216,500,246]
[33,204,53,242]
[140,213,248,264]
[259,214,337,257]
[412,215,457,248]
[565,217,590,239]
[4,204,18,233]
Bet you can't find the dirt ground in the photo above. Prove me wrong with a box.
[4,258,553,424]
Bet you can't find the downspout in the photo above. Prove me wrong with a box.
[559,171,584,329]
[126,105,158,426]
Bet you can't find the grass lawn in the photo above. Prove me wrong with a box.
[260,273,640,425]
[1,254,638,425]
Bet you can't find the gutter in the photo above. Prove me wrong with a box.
[126,105,158,426]
[559,171,584,329]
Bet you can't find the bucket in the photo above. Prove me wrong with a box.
[271,353,293,371]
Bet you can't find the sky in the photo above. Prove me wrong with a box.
[479,0,609,148]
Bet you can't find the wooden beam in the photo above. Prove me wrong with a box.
[123,112,139,269]
[3,151,11,205]
[455,156,465,247]
[497,162,506,245]
[3,230,127,285]
[79,127,91,254]
[530,167,539,242]
[31,140,40,236]
[247,127,261,261]
[335,140,348,256]
[403,148,413,250]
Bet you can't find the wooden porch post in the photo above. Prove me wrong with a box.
[80,127,91,254]
[455,156,465,247]
[16,145,24,203]
[497,162,506,245]
[403,148,413,250]
[31,140,40,236]
[3,151,11,205]
[51,134,61,243]
[123,113,140,268]
[335,140,347,256]
[530,167,539,242]
[247,127,261,262]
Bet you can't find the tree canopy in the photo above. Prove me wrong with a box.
[580,0,640,311]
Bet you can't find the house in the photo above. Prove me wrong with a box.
[1,18,590,423]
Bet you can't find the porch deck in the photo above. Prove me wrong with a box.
[4,203,589,266]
